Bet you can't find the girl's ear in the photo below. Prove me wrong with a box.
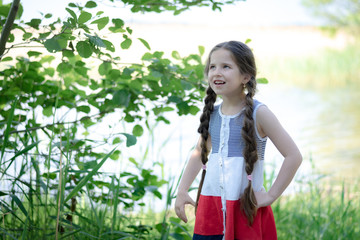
[242,74,251,85]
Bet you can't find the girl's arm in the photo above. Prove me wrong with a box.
[255,105,303,207]
[175,136,211,223]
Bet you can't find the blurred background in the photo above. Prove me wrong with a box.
[1,0,359,238]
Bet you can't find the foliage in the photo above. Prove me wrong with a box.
[301,0,360,36]
[0,0,237,238]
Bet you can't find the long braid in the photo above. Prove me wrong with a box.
[240,77,258,225]
[195,86,217,214]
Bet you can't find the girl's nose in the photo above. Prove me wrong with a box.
[213,68,221,76]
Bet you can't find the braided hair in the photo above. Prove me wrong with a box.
[195,41,258,225]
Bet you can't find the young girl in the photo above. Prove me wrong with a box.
[175,41,302,240]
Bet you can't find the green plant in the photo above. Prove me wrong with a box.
[0,0,246,239]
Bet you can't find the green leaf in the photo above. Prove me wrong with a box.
[128,157,138,167]
[44,67,55,77]
[138,38,151,50]
[16,4,24,19]
[81,117,96,128]
[75,66,88,77]
[112,18,124,28]
[198,45,205,56]
[0,191,7,197]
[245,38,252,44]
[76,105,91,114]
[120,38,132,49]
[172,51,181,60]
[98,61,112,75]
[63,49,75,59]
[126,27,133,34]
[65,147,117,202]
[91,16,109,30]
[102,39,115,52]
[189,105,200,115]
[120,133,137,147]
[129,78,143,91]
[23,32,32,40]
[132,124,143,137]
[142,52,153,61]
[27,51,42,57]
[76,41,93,58]
[57,62,73,74]
[10,194,28,217]
[43,106,53,117]
[112,89,130,107]
[44,37,63,53]
[256,77,269,84]
[7,33,14,43]
[85,1,97,8]
[110,150,121,160]
[66,7,77,21]
[41,55,55,63]
[0,5,11,18]
[26,18,41,29]
[78,11,92,24]
[42,172,57,180]
[112,137,121,144]
[1,56,12,61]
[39,32,51,39]
[85,33,106,47]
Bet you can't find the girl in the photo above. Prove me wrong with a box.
[175,41,302,240]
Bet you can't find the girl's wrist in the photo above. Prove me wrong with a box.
[177,188,189,195]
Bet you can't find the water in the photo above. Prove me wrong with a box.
[145,82,360,183]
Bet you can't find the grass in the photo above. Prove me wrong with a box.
[273,177,360,239]
[2,162,359,239]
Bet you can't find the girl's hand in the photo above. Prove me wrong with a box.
[175,191,196,223]
[254,188,276,208]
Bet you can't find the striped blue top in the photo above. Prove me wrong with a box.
[209,99,267,160]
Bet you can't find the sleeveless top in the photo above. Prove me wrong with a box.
[203,99,267,199]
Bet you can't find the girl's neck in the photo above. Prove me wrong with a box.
[221,94,246,115]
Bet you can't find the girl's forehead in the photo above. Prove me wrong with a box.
[210,48,235,62]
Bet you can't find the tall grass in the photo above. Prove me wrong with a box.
[273,177,360,239]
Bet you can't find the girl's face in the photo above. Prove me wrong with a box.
[208,48,250,99]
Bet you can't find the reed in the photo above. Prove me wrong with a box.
[273,178,360,239]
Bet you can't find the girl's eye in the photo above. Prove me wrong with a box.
[224,65,230,69]
[209,65,215,70]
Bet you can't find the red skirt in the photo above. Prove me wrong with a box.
[193,195,277,240]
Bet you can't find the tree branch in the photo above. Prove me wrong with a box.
[0,0,20,60]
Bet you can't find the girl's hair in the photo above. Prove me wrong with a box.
[196,41,258,225]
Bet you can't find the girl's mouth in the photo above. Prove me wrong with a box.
[214,80,225,85]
